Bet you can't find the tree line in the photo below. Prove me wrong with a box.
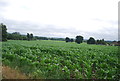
[7,32,65,41]
[0,23,65,41]
[65,36,107,45]
[0,23,119,46]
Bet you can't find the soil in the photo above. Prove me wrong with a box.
[2,65,28,79]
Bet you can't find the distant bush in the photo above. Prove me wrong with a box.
[75,35,83,44]
[87,37,95,44]
[96,39,106,45]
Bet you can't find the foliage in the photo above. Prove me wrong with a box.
[65,37,70,42]
[27,33,30,41]
[2,40,119,79]
[70,39,74,42]
[75,35,83,44]
[0,23,7,41]
[30,33,33,40]
[87,37,96,44]
[65,37,74,43]
[7,32,65,41]
[7,32,27,40]
[96,39,106,45]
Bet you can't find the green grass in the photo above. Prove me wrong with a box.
[2,40,119,79]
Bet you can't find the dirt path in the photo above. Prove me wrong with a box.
[2,65,28,79]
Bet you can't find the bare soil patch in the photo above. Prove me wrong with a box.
[2,65,28,79]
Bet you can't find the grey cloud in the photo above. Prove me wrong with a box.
[85,27,118,40]
[0,18,118,41]
[109,20,118,25]
[93,18,118,25]
[1,19,77,34]
[0,0,8,7]
[0,0,9,12]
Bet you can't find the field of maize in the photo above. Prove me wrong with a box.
[2,40,119,79]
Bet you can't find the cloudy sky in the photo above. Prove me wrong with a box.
[0,0,119,40]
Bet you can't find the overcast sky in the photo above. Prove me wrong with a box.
[0,0,119,40]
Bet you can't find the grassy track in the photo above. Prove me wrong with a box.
[2,40,119,79]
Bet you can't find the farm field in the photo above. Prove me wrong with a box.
[2,40,119,79]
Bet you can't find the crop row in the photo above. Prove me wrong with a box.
[2,40,119,79]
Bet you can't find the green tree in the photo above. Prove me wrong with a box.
[70,39,74,42]
[12,32,21,40]
[0,23,7,41]
[96,40,100,44]
[7,33,13,40]
[75,35,83,44]
[7,32,27,40]
[27,33,30,41]
[87,37,95,44]
[21,35,27,40]
[101,39,106,45]
[30,33,33,40]
[65,37,70,42]
[96,39,106,45]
